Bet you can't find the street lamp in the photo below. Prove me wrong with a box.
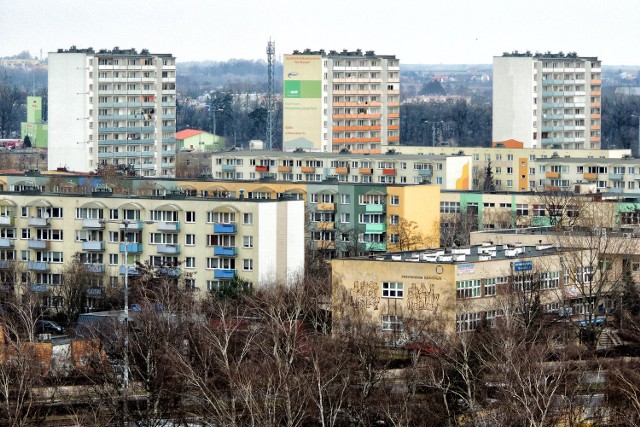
[423,120,444,147]
[631,114,640,158]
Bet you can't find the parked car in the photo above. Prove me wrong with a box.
[36,320,64,334]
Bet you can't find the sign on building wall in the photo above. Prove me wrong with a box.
[513,260,533,272]
[457,263,475,274]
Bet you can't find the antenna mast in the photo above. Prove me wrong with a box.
[266,39,276,150]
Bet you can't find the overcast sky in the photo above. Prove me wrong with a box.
[1,0,638,65]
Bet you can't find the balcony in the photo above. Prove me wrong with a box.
[545,171,560,179]
[0,260,13,269]
[213,223,237,234]
[119,265,140,276]
[359,168,373,174]
[82,241,105,251]
[315,241,336,250]
[84,263,105,274]
[335,167,350,174]
[316,222,334,230]
[119,243,143,253]
[119,221,144,230]
[157,221,180,232]
[86,287,104,296]
[28,217,50,228]
[27,261,48,272]
[222,165,235,172]
[157,244,180,254]
[301,166,315,173]
[418,169,433,176]
[82,218,105,229]
[0,238,13,248]
[382,168,396,176]
[365,204,384,213]
[634,174,640,181]
[157,267,182,277]
[255,165,269,172]
[0,216,15,227]
[28,239,49,250]
[317,203,335,211]
[214,246,237,257]
[365,223,387,233]
[214,269,236,279]
[365,242,386,252]
[278,166,292,173]
[29,284,50,293]
[583,173,598,180]
[608,173,624,181]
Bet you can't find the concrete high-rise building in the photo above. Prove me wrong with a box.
[493,52,602,150]
[48,46,177,176]
[283,49,400,154]
[21,96,48,148]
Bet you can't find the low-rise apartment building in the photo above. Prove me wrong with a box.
[0,188,304,310]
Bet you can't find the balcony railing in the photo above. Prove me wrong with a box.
[119,243,143,253]
[157,244,180,254]
[365,223,386,233]
[213,223,237,234]
[29,284,50,293]
[0,260,13,269]
[0,216,15,227]
[28,239,49,250]
[0,238,13,248]
[119,221,144,230]
[214,246,237,257]
[317,203,335,211]
[365,204,384,213]
[27,261,48,271]
[28,217,50,227]
[157,267,182,277]
[119,265,140,276]
[84,263,105,274]
[157,221,181,232]
[214,269,236,279]
[82,241,105,251]
[82,218,105,229]
[365,242,386,252]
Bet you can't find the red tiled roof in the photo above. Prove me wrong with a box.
[175,129,204,140]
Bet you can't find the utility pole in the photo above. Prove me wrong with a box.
[266,39,276,150]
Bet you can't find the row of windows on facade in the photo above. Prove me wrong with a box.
[217,158,438,170]
[218,172,433,185]
[439,201,580,217]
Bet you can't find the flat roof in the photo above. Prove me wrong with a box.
[213,150,454,161]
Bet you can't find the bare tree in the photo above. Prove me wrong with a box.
[387,217,432,252]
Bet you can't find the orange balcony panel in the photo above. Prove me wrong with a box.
[371,125,382,131]
[255,165,269,172]
[545,171,559,179]
[591,125,601,130]
[315,241,336,250]
[359,168,373,174]
[333,126,371,132]
[335,167,349,174]
[278,166,292,173]
[591,114,601,119]
[317,203,335,211]
[388,113,400,118]
[332,114,381,120]
[387,136,400,142]
[333,137,382,143]
[317,222,335,230]
[590,136,601,142]
[388,102,400,107]
[382,168,396,175]
[388,125,400,130]
[591,91,601,96]
[591,102,601,107]
[301,166,315,173]
[583,173,597,180]
[591,80,601,85]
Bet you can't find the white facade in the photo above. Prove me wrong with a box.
[48,47,177,176]
[493,53,602,150]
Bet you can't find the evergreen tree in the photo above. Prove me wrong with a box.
[483,159,496,192]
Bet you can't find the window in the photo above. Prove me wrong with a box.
[540,271,559,289]
[382,314,403,331]
[516,204,529,216]
[243,236,253,248]
[440,201,460,214]
[21,229,30,239]
[484,278,496,296]
[456,280,481,299]
[456,312,481,332]
[243,259,253,271]
[109,254,119,265]
[243,213,253,225]
[185,257,195,268]
[389,196,399,206]
[382,282,403,298]
[389,215,399,225]
[109,231,119,243]
[340,213,351,223]
[185,234,195,246]
[340,194,351,204]
[185,211,196,223]
[150,210,178,222]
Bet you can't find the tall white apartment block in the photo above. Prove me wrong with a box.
[48,47,177,176]
[493,52,602,150]
[283,49,400,154]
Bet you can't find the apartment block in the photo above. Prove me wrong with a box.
[387,144,630,192]
[283,49,399,153]
[493,52,602,149]
[48,46,177,176]
[332,243,581,337]
[0,188,304,309]
[210,150,471,189]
